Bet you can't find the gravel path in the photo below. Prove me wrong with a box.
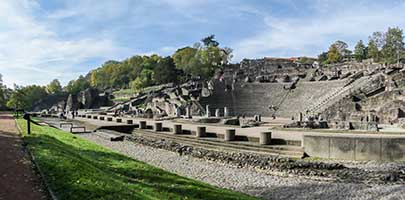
[0,113,48,200]
[78,132,405,200]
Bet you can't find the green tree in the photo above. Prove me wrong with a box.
[173,36,232,78]
[332,40,349,56]
[7,85,48,110]
[317,52,328,65]
[367,39,379,61]
[130,69,155,92]
[154,56,178,85]
[65,75,90,94]
[381,27,404,64]
[173,47,199,76]
[201,35,219,47]
[46,79,62,94]
[354,40,367,61]
[327,45,342,64]
[0,74,10,109]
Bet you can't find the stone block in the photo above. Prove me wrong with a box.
[224,129,236,141]
[381,138,405,161]
[154,122,163,131]
[259,132,272,145]
[303,135,330,158]
[196,126,206,137]
[354,137,381,161]
[172,124,182,134]
[139,121,147,129]
[330,137,355,160]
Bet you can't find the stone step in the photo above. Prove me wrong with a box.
[131,129,304,158]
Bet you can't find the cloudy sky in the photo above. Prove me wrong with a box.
[1,0,405,87]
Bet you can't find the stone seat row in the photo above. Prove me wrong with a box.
[78,114,272,145]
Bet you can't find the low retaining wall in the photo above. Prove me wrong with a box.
[304,133,405,161]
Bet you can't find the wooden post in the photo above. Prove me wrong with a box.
[23,113,31,135]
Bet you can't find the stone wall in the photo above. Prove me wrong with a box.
[304,133,405,161]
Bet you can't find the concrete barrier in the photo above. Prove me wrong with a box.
[224,129,236,141]
[172,124,182,134]
[116,118,122,123]
[259,132,272,145]
[139,121,147,129]
[126,119,133,124]
[154,122,163,131]
[304,133,405,161]
[196,126,206,137]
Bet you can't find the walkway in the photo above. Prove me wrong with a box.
[0,113,47,200]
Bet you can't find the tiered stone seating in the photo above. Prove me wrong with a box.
[277,80,346,118]
[306,76,374,115]
[200,79,347,118]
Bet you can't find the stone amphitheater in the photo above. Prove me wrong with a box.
[35,57,405,199]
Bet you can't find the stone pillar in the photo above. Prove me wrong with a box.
[224,107,229,118]
[254,115,259,122]
[176,107,181,118]
[126,119,133,124]
[259,132,272,145]
[224,129,236,141]
[139,121,147,129]
[215,109,220,118]
[154,122,163,131]
[258,115,262,122]
[298,112,303,122]
[172,124,182,134]
[206,105,210,117]
[196,126,206,137]
[185,106,191,119]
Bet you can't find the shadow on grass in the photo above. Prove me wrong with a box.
[24,126,256,200]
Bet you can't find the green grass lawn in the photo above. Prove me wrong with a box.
[17,119,258,200]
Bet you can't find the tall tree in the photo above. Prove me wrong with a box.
[154,57,178,85]
[381,27,404,64]
[354,40,367,61]
[327,45,342,64]
[201,35,219,47]
[46,79,62,94]
[331,40,349,56]
[367,39,379,61]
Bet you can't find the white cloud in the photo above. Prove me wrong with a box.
[0,0,127,87]
[232,1,405,60]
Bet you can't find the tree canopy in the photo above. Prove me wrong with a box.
[354,40,367,61]
[47,79,62,94]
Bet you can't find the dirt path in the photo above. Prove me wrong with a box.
[0,113,48,200]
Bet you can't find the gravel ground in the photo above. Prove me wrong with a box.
[78,132,405,200]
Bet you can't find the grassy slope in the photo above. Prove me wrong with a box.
[17,119,257,200]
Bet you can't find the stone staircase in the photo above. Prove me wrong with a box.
[306,76,373,116]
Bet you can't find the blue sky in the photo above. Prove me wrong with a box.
[1,0,405,87]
